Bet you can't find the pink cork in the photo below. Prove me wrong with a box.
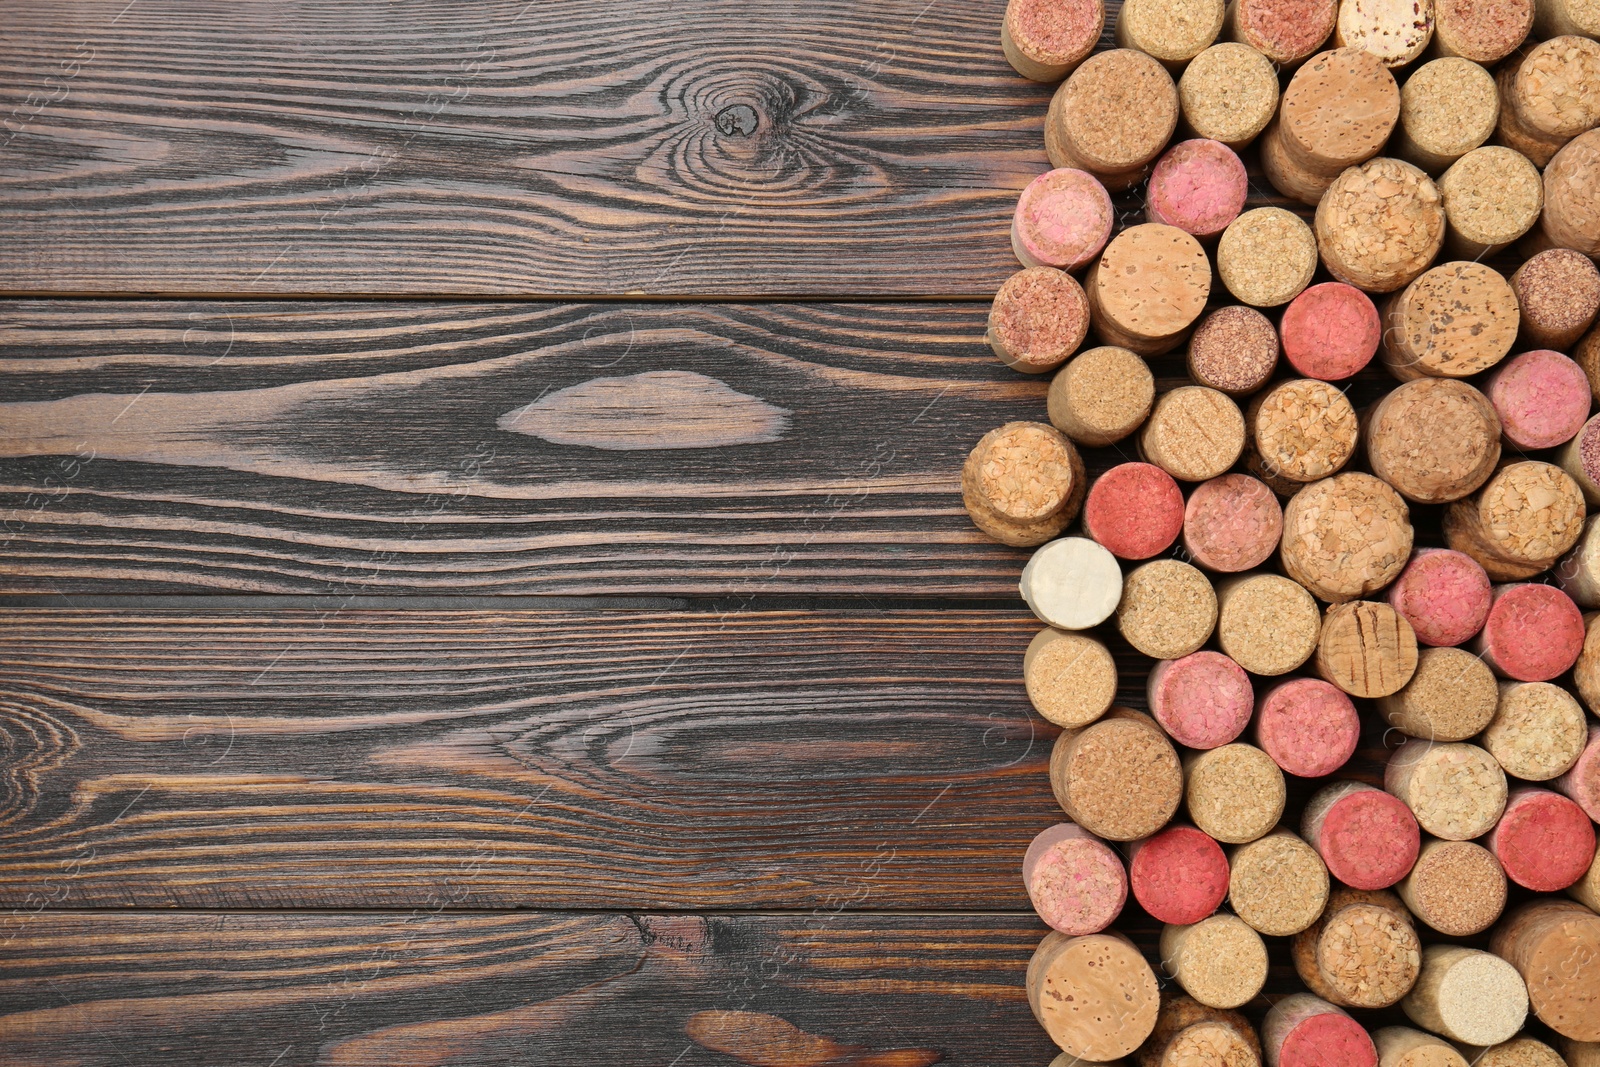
[1483,350,1592,450]
[1254,677,1361,778]
[1183,474,1284,573]
[1022,822,1129,935]
[1554,723,1600,822]
[1235,0,1341,65]
[1386,548,1493,648]
[1012,168,1115,272]
[1083,462,1185,560]
[1280,282,1382,381]
[1148,652,1254,750]
[1487,786,1597,892]
[1008,0,1104,63]
[1128,825,1230,925]
[1302,781,1421,890]
[1146,139,1250,240]
[1473,583,1585,681]
[1265,998,1378,1067]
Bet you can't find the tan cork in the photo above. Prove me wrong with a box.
[1539,128,1600,259]
[961,421,1087,547]
[1261,119,1346,206]
[1560,414,1600,507]
[1028,931,1162,1061]
[1179,43,1279,149]
[1048,345,1155,448]
[1316,157,1446,294]
[1442,460,1586,580]
[1316,600,1420,698]
[1217,207,1319,307]
[1216,572,1321,676]
[1493,61,1571,169]
[1459,1039,1568,1067]
[1002,0,1106,81]
[1533,0,1600,38]
[1161,915,1270,1010]
[1335,0,1435,67]
[1403,945,1530,1046]
[1048,49,1180,184]
[1372,1027,1469,1067]
[1571,846,1600,911]
[1185,743,1287,844]
[1431,0,1534,64]
[1396,838,1507,936]
[1087,224,1212,356]
[1117,558,1219,660]
[1386,739,1508,840]
[1491,900,1600,1042]
[1139,386,1245,482]
[1560,516,1600,608]
[1281,472,1415,602]
[1187,306,1280,396]
[1023,627,1118,729]
[1050,708,1184,841]
[1482,681,1589,781]
[1228,829,1331,937]
[1364,378,1501,505]
[1290,886,1422,1008]
[1377,645,1499,742]
[1116,0,1227,65]
[1280,48,1401,175]
[1135,997,1261,1067]
[1512,248,1600,351]
[987,267,1091,374]
[1438,147,1545,259]
[1508,36,1600,141]
[1247,378,1359,486]
[1395,59,1499,174]
[1378,261,1520,382]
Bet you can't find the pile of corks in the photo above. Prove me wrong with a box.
[979,0,1600,1064]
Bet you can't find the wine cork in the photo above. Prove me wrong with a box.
[1506,37,1600,143]
[1280,48,1402,175]
[1216,573,1321,676]
[1254,677,1361,777]
[1560,413,1600,506]
[1555,516,1600,610]
[1116,0,1226,65]
[987,267,1092,374]
[1047,49,1180,189]
[1538,127,1600,259]
[1130,824,1233,924]
[1316,158,1446,294]
[1227,0,1339,64]
[1396,838,1508,936]
[1087,225,1212,356]
[1387,548,1493,647]
[1161,915,1270,1010]
[1302,782,1423,890]
[1014,170,1117,274]
[1377,645,1500,742]
[1262,994,1377,1067]
[1085,463,1185,560]
[1138,999,1262,1067]
[1261,118,1346,206]
[1021,537,1125,633]
[1335,0,1436,67]
[1316,600,1420,697]
[1401,948,1530,1048]
[1138,387,1244,482]
[1178,43,1279,150]
[1146,139,1249,239]
[1118,559,1219,660]
[1025,822,1130,935]
[1280,283,1382,381]
[1534,0,1600,37]
[1482,681,1588,781]
[1386,739,1509,840]
[1379,262,1521,382]
[1459,1039,1568,1067]
[1437,147,1544,260]
[1373,1028,1470,1067]
[1025,628,1120,729]
[1247,379,1360,486]
[1050,708,1185,841]
[1473,582,1585,681]
[1442,461,1587,580]
[1218,209,1319,309]
[1187,307,1279,397]
[1282,475,1414,602]
[1574,846,1600,911]
[1487,785,1598,890]
[1511,248,1600,352]
[1229,830,1331,936]
[1149,651,1255,748]
[1184,476,1283,574]
[1395,59,1499,174]
[1553,722,1600,820]
[1049,345,1156,448]
[962,421,1088,547]
[1491,899,1600,1041]
[1028,931,1162,1060]
[1185,743,1287,844]
[1002,0,1107,82]
[1492,60,1567,169]
[1292,887,1423,1008]
[1484,350,1591,451]
[1431,0,1534,63]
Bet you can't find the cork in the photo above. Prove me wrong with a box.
[1184,477,1283,576]
[1117,0,1227,65]
[1493,61,1570,169]
[1575,845,1600,911]
[1571,1042,1600,1067]
[1506,37,1600,142]
[1379,262,1520,382]
[1014,169,1117,273]
[1511,248,1600,352]
[1439,148,1545,259]
[1368,405,1498,523]
[1261,118,1346,206]
[1281,473,1415,602]
[1458,1039,1568,1067]
[1118,559,1219,660]
[1280,48,1402,176]
[1336,0,1436,66]
[1187,307,1279,397]
[1537,128,1600,259]
[1087,225,1213,356]
[1559,414,1600,506]
[1085,462,1185,560]
[1022,536,1126,630]
[1047,49,1180,188]
[1385,739,1509,840]
[963,421,1088,547]
[1002,0,1107,82]
[1442,461,1587,580]
[1533,0,1600,39]
[1227,0,1339,65]
[1473,582,1585,681]
[1553,722,1600,821]
[1136,998,1262,1067]
[1395,59,1499,175]
[1483,350,1591,451]
[1387,549,1492,647]
[1025,822,1130,935]
[1302,782,1423,890]
[1049,345,1156,448]
[1228,829,1331,936]
[1217,209,1319,308]
[1583,327,1600,405]
[1280,283,1382,381]
[1377,645,1500,742]
[1292,887,1423,1008]
[1139,387,1244,482]
[1491,899,1600,1041]
[1431,0,1534,63]
[1396,838,1508,936]
[1404,947,1530,1047]
[1162,916,1269,1011]
[1576,613,1600,712]
[1050,708,1185,841]
[1149,652,1255,748]
[1185,743,1287,844]
[1130,824,1233,924]
[1316,158,1446,294]
[987,267,1092,374]
[1481,681,1588,781]
[1247,379,1360,486]
[1178,43,1279,150]
[1373,1028,1470,1067]
[1487,785,1598,891]
[1025,627,1119,729]
[1216,573,1321,676]
[1028,931,1162,1060]
[1262,994,1377,1067]
[1558,519,1600,609]
[1254,677,1361,777]
[1146,139,1249,239]
[1317,601,1419,698]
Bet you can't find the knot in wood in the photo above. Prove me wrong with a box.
[715,103,759,137]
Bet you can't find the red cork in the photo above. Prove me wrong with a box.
[1386,548,1492,648]
[1233,0,1340,66]
[1084,462,1185,560]
[1554,723,1600,822]
[1254,677,1361,778]
[1023,822,1129,935]
[1265,996,1378,1067]
[1473,583,1585,682]
[1012,168,1115,271]
[1280,282,1382,381]
[1006,0,1105,75]
[1148,651,1255,750]
[1146,139,1250,240]
[1302,782,1421,891]
[1487,786,1598,892]
[1183,474,1284,572]
[1129,824,1230,925]
[1483,350,1593,451]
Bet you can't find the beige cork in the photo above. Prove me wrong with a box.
[1442,461,1587,581]
[1317,158,1446,294]
[1377,645,1499,742]
[1374,1028,1469,1067]
[1247,379,1360,486]
[1229,829,1332,937]
[962,421,1088,547]
[1395,59,1499,174]
[1482,681,1589,781]
[1317,600,1420,698]
[1161,915,1271,1010]
[1217,208,1319,308]
[1431,0,1534,63]
[1438,148,1545,260]
[1291,886,1422,1008]
[1403,945,1530,1047]
[1179,43,1279,150]
[1508,36,1600,141]
[1139,387,1245,482]
[1002,0,1107,82]
[1087,224,1213,356]
[1386,739,1508,840]
[1364,378,1501,505]
[1261,119,1346,206]
[1185,743,1288,844]
[1378,262,1521,382]
[1512,248,1600,352]
[1024,627,1119,729]
[1226,0,1340,66]
[1117,558,1219,660]
[1492,900,1600,1042]
[1048,345,1156,448]
[1534,0,1600,38]
[1050,708,1184,841]
[1187,306,1280,397]
[1048,49,1180,186]
[1539,128,1600,259]
[1493,61,1571,169]
[1281,473,1415,603]
[1280,48,1402,174]
[1575,611,1600,712]
[1336,0,1436,67]
[1028,931,1162,1061]
[1572,847,1600,911]
[1136,997,1261,1067]
[1460,1039,1569,1067]
[1559,516,1600,609]
[987,267,1092,374]
[1396,838,1508,936]
[1116,0,1227,65]
[1560,414,1600,507]
[1216,573,1322,676]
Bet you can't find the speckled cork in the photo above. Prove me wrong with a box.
[1247,378,1359,485]
[1149,651,1254,748]
[1460,1038,1568,1067]
[1396,838,1508,936]
[1432,0,1534,63]
[1139,386,1244,482]
[1474,582,1585,681]
[1386,739,1508,840]
[1116,0,1227,64]
[1395,59,1499,173]
[1184,475,1283,574]
[1483,681,1588,781]
[1002,0,1107,81]
[1303,782,1422,890]
[1186,743,1286,844]
[1404,946,1531,1047]
[1373,1028,1470,1067]
[1262,994,1377,1067]
[1512,248,1600,351]
[1379,262,1520,382]
[1087,224,1212,355]
[1316,157,1446,294]
[1050,708,1184,841]
[1084,462,1185,560]
[1439,147,1545,259]
[1187,306,1279,396]
[1130,824,1232,924]
[1442,460,1587,580]
[1139,998,1262,1067]
[1281,473,1415,603]
[1218,208,1319,308]
[1538,128,1600,258]
[1118,558,1219,660]
[1161,915,1270,1010]
[1280,48,1401,175]
[1179,43,1279,149]
[1217,573,1321,676]
[1559,413,1600,505]
[1227,0,1339,64]
[1488,785,1597,891]
[1021,536,1125,630]
[988,267,1092,374]
[1013,169,1116,272]
[1146,139,1249,239]
[1028,931,1162,1060]
[1024,627,1119,729]
[1491,900,1600,1041]
[962,421,1088,547]
[1048,345,1155,448]
[1254,677,1361,777]
[1291,887,1423,1008]
[1484,350,1590,451]
[1533,0,1600,39]
[1280,283,1382,381]
[1336,0,1435,66]
[1025,822,1129,935]
[1047,49,1180,188]
[1507,37,1600,142]
[1492,60,1568,169]
[1387,548,1492,646]
[1378,645,1499,741]
[1229,831,1331,939]
[1554,722,1600,821]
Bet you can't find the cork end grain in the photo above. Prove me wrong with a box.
[1512,248,1600,351]
[1025,822,1129,935]
[1048,344,1155,447]
[1478,582,1586,682]
[1056,49,1180,175]
[1118,558,1219,660]
[1489,787,1597,891]
[1512,35,1600,140]
[1254,677,1361,778]
[1282,48,1401,171]
[1433,0,1534,64]
[1483,681,1587,781]
[963,420,1087,546]
[1397,839,1507,936]
[1186,742,1287,845]
[1014,168,1116,271]
[1029,932,1162,1060]
[1366,379,1501,505]
[1024,627,1119,729]
[1229,831,1331,936]
[988,267,1092,373]
[1464,1038,1567,1067]
[1218,208,1319,308]
[1378,645,1499,742]
[1484,350,1591,451]
[1307,784,1422,890]
[1050,709,1184,841]
[1399,59,1498,171]
[1184,475,1283,574]
[1439,147,1544,254]
[1130,824,1231,925]
[1335,0,1435,67]
[1372,1029,1470,1067]
[1160,915,1269,1010]
[1316,157,1445,294]
[1188,306,1279,396]
[1150,652,1254,750]
[1386,739,1509,840]
[1146,139,1249,239]
[1444,460,1586,577]
[1005,0,1106,72]
[1541,128,1600,258]
[1118,0,1226,62]
[1140,386,1244,483]
[1179,43,1279,149]
[1280,282,1381,381]
[1266,997,1378,1067]
[1230,0,1339,65]
[1387,548,1492,647]
[1490,900,1600,1041]
[1554,723,1600,821]
[1217,573,1321,676]
[1091,224,1213,347]
[1406,946,1531,1047]
[1281,473,1415,603]
[1084,462,1185,559]
[1300,892,1423,1008]
[1140,998,1262,1067]
[1380,261,1521,381]
[1249,378,1359,484]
